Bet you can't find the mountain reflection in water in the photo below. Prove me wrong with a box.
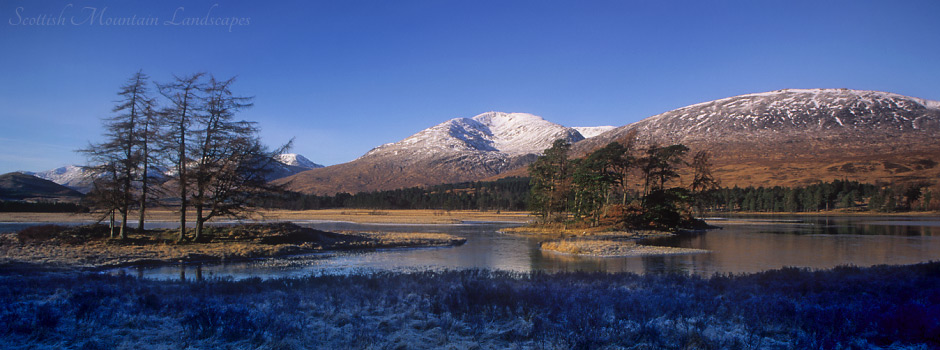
[101,216,940,280]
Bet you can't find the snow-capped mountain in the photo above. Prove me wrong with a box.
[280,112,590,194]
[575,88,940,187]
[266,153,324,181]
[276,153,323,169]
[360,112,583,161]
[20,165,95,194]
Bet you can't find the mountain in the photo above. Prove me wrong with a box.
[279,112,586,194]
[574,88,940,187]
[277,153,323,169]
[21,165,95,193]
[266,153,325,180]
[0,172,84,201]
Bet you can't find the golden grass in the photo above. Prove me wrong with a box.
[0,209,534,225]
[500,225,674,240]
[261,209,532,224]
[540,239,708,258]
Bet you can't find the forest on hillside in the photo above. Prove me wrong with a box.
[259,178,935,214]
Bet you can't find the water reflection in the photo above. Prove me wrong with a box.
[8,216,933,279]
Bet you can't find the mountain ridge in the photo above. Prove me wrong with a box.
[280,112,593,194]
[22,153,322,194]
[572,88,940,187]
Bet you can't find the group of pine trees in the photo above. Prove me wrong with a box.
[527,136,717,230]
[81,71,286,241]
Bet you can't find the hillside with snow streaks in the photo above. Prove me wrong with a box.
[574,88,940,187]
[574,126,616,138]
[630,88,940,141]
[21,165,95,193]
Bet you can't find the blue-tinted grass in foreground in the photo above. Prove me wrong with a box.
[1,263,938,349]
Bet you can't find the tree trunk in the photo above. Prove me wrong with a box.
[109,210,115,238]
[121,168,131,240]
[120,209,128,240]
[138,133,148,233]
[178,126,187,242]
[194,204,203,241]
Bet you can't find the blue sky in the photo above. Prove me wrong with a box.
[1,0,939,174]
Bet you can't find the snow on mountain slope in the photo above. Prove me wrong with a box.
[361,112,584,161]
[276,153,323,169]
[574,126,616,138]
[572,88,940,188]
[631,88,940,140]
[21,165,95,193]
[282,112,592,195]
[472,112,585,155]
[266,153,325,180]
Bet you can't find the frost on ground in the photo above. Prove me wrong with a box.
[1,263,939,349]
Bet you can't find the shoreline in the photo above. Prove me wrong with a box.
[704,210,940,217]
[0,208,534,225]
[0,222,466,271]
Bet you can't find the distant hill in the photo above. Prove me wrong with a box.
[573,88,940,187]
[0,172,85,201]
[20,165,95,193]
[21,153,322,194]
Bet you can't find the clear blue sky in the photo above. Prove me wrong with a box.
[1,0,939,174]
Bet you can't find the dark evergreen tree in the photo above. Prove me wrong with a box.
[528,139,572,223]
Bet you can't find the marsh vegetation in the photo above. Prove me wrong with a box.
[2,263,938,349]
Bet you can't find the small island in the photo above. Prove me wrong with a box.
[0,221,465,270]
[509,139,717,258]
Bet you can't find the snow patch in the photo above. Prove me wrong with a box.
[573,126,617,138]
[276,153,323,169]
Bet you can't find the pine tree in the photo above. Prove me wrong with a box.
[528,139,572,223]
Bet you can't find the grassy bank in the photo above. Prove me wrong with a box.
[0,222,465,269]
[1,263,938,349]
[0,208,533,225]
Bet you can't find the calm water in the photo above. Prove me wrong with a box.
[4,216,940,279]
